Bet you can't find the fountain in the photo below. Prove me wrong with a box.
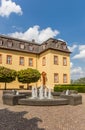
[44,88,48,98]
[65,89,70,95]
[31,87,38,98]
[18,85,69,106]
[31,86,52,99]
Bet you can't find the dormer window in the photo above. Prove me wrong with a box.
[42,44,46,50]
[20,44,25,49]
[56,43,59,48]
[7,40,13,47]
[29,45,33,51]
[63,45,67,49]
[0,40,3,46]
[61,43,67,50]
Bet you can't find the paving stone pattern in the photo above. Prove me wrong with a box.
[0,91,85,130]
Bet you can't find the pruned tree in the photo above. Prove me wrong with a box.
[0,66,17,89]
[73,77,85,84]
[17,68,41,88]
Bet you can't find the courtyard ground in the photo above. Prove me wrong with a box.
[0,90,85,130]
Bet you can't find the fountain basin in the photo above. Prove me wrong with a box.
[18,98,69,106]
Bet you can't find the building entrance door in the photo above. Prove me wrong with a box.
[42,72,47,87]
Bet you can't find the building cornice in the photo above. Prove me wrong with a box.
[0,34,71,54]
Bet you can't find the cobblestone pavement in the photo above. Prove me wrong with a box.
[0,91,85,130]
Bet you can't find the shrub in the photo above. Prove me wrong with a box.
[54,84,85,93]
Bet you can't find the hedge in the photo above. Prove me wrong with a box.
[54,84,85,93]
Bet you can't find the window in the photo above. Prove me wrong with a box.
[19,57,24,65]
[20,44,25,49]
[63,45,67,49]
[63,74,67,83]
[6,55,12,64]
[42,44,46,50]
[0,54,2,64]
[0,40,3,46]
[56,43,59,48]
[29,45,33,51]
[61,43,67,50]
[7,41,13,47]
[54,56,58,65]
[29,58,33,66]
[63,57,67,66]
[54,73,59,83]
[42,57,46,66]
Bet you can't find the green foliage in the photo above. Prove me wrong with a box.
[17,68,41,84]
[0,66,16,83]
[72,77,85,84]
[0,66,17,89]
[54,84,85,93]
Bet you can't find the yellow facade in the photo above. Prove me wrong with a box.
[37,50,70,88]
[0,35,71,89]
[0,49,37,89]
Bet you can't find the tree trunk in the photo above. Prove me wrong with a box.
[4,82,7,90]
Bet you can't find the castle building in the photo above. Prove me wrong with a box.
[0,35,71,89]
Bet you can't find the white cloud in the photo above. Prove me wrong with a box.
[68,44,77,52]
[71,67,83,75]
[71,66,84,79]
[9,25,60,43]
[70,62,73,68]
[58,38,65,42]
[0,0,23,17]
[79,45,85,51]
[72,45,85,59]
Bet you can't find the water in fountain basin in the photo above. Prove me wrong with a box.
[44,88,48,98]
[31,87,37,98]
[48,88,53,99]
[31,86,53,99]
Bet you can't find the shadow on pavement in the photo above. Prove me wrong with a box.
[0,108,45,130]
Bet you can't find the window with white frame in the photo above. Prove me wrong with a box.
[6,55,12,64]
[63,74,67,83]
[63,57,67,66]
[54,73,59,83]
[29,58,33,66]
[19,57,24,65]
[54,56,58,65]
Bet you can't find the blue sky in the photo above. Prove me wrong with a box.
[0,0,85,80]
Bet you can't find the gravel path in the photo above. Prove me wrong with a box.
[0,91,85,130]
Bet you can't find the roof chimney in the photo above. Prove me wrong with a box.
[32,39,35,43]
